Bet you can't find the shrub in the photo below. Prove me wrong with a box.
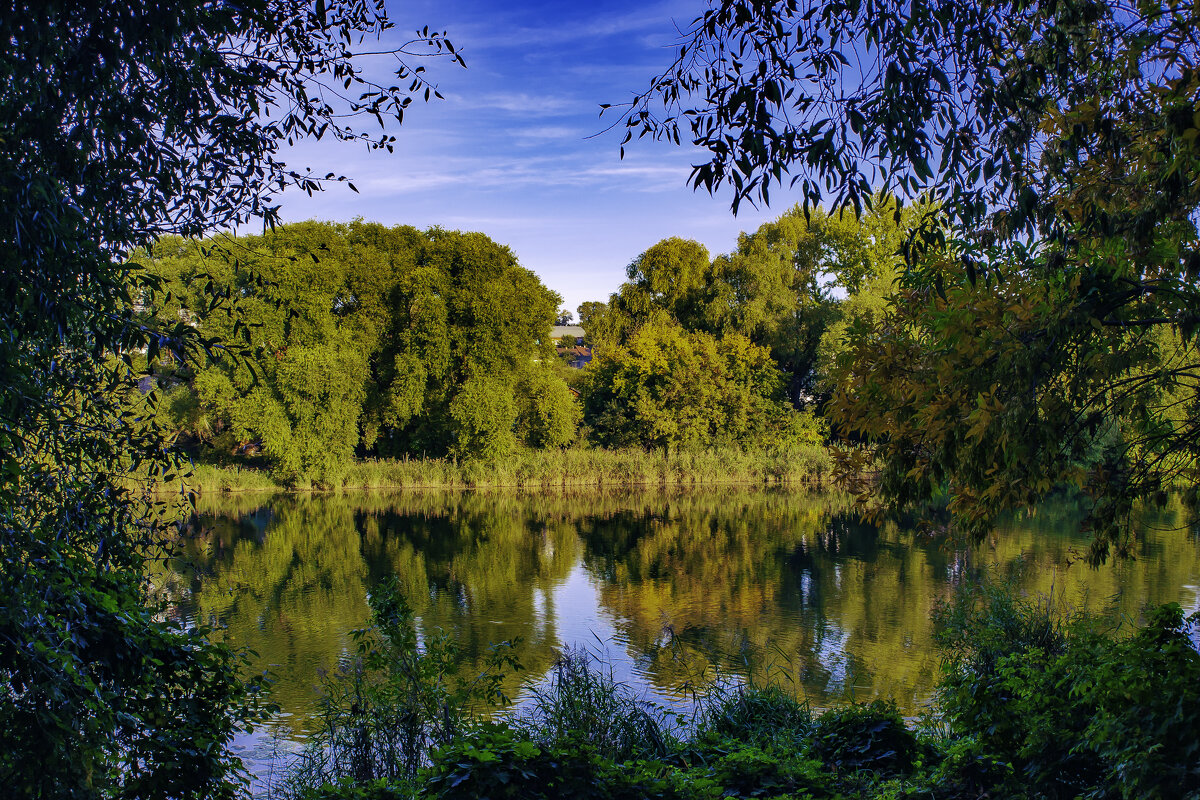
[708,745,837,798]
[297,778,413,800]
[423,724,603,800]
[935,575,1200,798]
[807,700,919,777]
[601,760,723,800]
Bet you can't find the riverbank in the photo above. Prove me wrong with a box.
[163,444,833,494]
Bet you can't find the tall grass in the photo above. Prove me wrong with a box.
[514,646,675,763]
[166,444,832,495]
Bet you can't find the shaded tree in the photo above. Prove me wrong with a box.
[0,1,461,795]
[371,229,570,460]
[620,0,1200,554]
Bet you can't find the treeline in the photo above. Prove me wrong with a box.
[577,196,926,450]
[141,202,919,485]
[144,222,576,484]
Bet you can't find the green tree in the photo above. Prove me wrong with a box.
[515,366,584,449]
[0,1,460,795]
[148,222,414,481]
[576,301,610,348]
[593,202,915,406]
[702,209,831,403]
[620,0,1200,554]
[583,316,815,450]
[148,222,575,472]
[371,228,569,459]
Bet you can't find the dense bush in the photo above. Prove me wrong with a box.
[807,700,919,777]
[935,579,1200,799]
[423,724,604,800]
[706,746,837,798]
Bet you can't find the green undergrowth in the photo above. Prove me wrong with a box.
[158,444,831,494]
[267,573,1200,800]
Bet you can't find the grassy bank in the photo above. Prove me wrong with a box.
[162,444,832,495]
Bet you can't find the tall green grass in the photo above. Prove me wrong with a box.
[515,646,675,763]
[165,444,831,495]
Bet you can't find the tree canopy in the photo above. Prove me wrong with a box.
[1,1,462,795]
[583,316,817,451]
[582,199,917,410]
[147,222,577,480]
[621,0,1200,556]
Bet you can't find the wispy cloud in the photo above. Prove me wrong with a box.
[440,91,584,118]
[446,4,691,51]
[355,149,691,195]
[510,125,584,144]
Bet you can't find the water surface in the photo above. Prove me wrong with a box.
[160,487,1200,772]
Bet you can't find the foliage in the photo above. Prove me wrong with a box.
[806,700,919,778]
[621,0,1200,554]
[935,578,1200,798]
[296,778,414,800]
[583,317,817,450]
[1,0,464,796]
[691,684,811,750]
[588,200,919,408]
[169,443,831,495]
[706,746,837,799]
[280,578,521,793]
[373,228,565,459]
[423,724,605,800]
[275,571,1200,800]
[146,222,576,478]
[516,647,674,763]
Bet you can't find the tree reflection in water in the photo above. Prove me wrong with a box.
[163,488,1200,741]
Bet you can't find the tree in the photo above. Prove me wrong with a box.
[0,1,461,795]
[370,228,570,459]
[148,222,397,484]
[620,0,1200,556]
[592,202,916,406]
[148,223,576,471]
[582,316,817,450]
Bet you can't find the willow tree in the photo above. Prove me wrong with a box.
[371,229,572,459]
[0,1,461,795]
[620,0,1200,557]
[150,223,576,472]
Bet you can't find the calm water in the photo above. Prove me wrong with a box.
[158,487,1200,775]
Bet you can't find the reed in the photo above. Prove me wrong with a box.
[167,444,832,495]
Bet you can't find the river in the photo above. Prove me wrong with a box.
[157,486,1200,785]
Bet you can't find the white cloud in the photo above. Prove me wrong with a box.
[450,91,580,115]
[511,125,584,143]
[445,3,692,51]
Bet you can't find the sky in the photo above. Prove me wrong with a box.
[274,0,784,316]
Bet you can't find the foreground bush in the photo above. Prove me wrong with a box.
[935,580,1200,799]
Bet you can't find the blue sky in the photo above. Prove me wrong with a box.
[275,0,783,315]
